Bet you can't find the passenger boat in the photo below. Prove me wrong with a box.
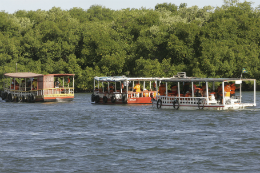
[1,72,75,102]
[91,76,158,104]
[152,72,256,110]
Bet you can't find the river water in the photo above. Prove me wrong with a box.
[1,92,260,172]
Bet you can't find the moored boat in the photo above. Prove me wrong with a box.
[91,76,159,104]
[1,72,75,102]
[152,72,256,110]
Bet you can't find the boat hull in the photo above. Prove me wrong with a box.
[92,96,153,104]
[1,93,74,102]
[36,95,74,102]
[127,97,152,104]
[152,100,255,110]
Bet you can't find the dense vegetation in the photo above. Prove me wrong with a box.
[0,0,260,90]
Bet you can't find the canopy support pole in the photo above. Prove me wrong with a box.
[222,82,225,106]
[126,80,128,99]
[206,82,209,105]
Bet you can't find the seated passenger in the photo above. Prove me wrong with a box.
[55,78,60,88]
[195,87,203,97]
[184,91,191,97]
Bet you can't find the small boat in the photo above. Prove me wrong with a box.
[152,72,256,110]
[91,76,159,104]
[1,72,75,102]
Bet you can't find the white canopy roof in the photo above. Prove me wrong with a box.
[94,76,255,83]
[94,76,159,82]
[159,77,256,83]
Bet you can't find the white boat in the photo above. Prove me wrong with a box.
[152,72,256,110]
[91,76,159,104]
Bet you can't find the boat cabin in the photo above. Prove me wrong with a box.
[1,72,75,102]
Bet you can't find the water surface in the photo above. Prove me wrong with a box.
[1,92,260,172]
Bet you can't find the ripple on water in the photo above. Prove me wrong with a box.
[1,92,260,172]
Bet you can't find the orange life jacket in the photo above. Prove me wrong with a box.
[224,85,231,92]
[159,85,166,96]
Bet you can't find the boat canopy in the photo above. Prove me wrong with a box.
[94,76,159,82]
[4,72,43,78]
[4,73,75,78]
[45,74,75,77]
[159,77,255,83]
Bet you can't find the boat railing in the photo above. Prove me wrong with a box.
[38,87,74,96]
[158,96,217,105]
[3,87,74,97]
[3,89,31,97]
[127,91,157,98]
[158,95,242,106]
[95,90,157,99]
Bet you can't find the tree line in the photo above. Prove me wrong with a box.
[0,0,260,91]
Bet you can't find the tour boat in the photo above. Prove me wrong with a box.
[152,72,256,110]
[1,72,75,102]
[91,76,158,104]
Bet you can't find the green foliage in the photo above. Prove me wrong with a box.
[1,1,260,90]
[155,3,178,14]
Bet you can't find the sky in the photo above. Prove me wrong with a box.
[1,0,259,14]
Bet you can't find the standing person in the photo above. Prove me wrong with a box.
[152,82,156,91]
[109,83,114,92]
[217,84,222,101]
[55,78,60,88]
[66,77,70,87]
[134,81,141,97]
[32,79,37,90]
[201,83,206,96]
[171,85,178,95]
[230,82,239,97]
[183,82,190,94]
[224,82,231,97]
[202,83,209,97]
[193,83,197,94]
[134,82,141,92]
[159,83,166,96]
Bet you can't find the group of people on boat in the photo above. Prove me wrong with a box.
[96,81,146,93]
[94,80,157,99]
[8,77,71,91]
[217,82,239,99]
[157,81,239,101]
[9,78,38,91]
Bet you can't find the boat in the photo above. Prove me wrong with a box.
[91,76,159,104]
[1,72,75,102]
[152,72,256,110]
